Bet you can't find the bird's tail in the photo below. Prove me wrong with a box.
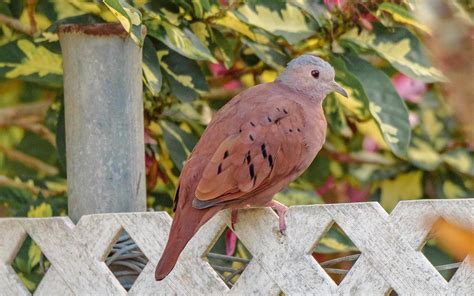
[155,205,222,281]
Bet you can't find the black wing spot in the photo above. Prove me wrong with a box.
[276,107,281,112]
[217,163,222,174]
[261,144,267,159]
[268,155,274,168]
[249,134,254,141]
[297,128,301,132]
[239,128,242,133]
[223,151,229,159]
[173,185,180,212]
[283,108,288,114]
[289,129,293,132]
[250,121,256,127]
[249,164,255,179]
[267,116,272,122]
[246,151,251,164]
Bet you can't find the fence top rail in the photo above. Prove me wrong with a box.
[0,199,472,295]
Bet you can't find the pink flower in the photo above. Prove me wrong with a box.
[346,184,368,202]
[324,0,345,11]
[144,129,157,145]
[392,73,427,103]
[223,80,241,90]
[316,176,335,196]
[409,112,420,127]
[209,63,227,77]
[363,136,380,152]
[225,228,237,256]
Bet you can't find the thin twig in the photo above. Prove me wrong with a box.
[13,122,56,147]
[0,100,52,126]
[0,145,58,176]
[207,252,251,264]
[320,254,361,267]
[0,175,59,197]
[26,0,37,35]
[0,13,33,35]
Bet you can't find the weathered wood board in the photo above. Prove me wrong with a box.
[0,199,472,295]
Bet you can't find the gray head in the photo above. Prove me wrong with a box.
[277,54,347,102]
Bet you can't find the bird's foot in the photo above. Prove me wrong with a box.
[266,200,288,235]
[231,209,238,231]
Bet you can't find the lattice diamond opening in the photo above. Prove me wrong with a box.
[420,222,462,282]
[206,227,253,288]
[12,234,51,293]
[312,222,361,285]
[106,229,149,291]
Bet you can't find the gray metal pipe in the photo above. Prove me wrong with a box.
[59,24,146,223]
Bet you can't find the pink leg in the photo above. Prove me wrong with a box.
[231,209,238,231]
[266,200,288,234]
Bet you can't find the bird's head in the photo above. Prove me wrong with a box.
[277,54,347,102]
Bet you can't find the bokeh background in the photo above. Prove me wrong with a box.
[0,0,472,291]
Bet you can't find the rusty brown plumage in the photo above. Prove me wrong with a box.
[155,55,346,280]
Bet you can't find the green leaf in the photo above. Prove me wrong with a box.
[407,136,441,170]
[274,188,323,206]
[379,170,423,211]
[0,39,62,87]
[103,0,144,46]
[377,3,431,34]
[147,21,216,62]
[343,53,411,157]
[442,148,474,176]
[241,38,290,71]
[329,55,371,120]
[157,44,209,102]
[56,98,67,174]
[323,95,352,137]
[235,1,317,44]
[315,226,359,253]
[436,172,470,199]
[211,29,236,69]
[143,38,162,96]
[340,23,445,82]
[160,121,197,170]
[289,0,328,25]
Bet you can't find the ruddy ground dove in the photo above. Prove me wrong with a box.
[155,54,347,280]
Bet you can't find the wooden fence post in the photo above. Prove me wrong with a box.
[59,24,146,223]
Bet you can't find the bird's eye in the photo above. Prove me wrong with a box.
[311,70,320,79]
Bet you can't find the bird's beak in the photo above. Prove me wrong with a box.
[332,81,348,98]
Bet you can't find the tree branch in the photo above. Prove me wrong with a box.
[0,175,59,197]
[0,145,58,176]
[0,13,33,35]
[0,100,52,126]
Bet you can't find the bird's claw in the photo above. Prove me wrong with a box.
[266,200,288,236]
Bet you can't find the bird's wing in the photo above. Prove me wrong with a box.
[194,101,307,208]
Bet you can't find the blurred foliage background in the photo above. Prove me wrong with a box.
[0,0,472,290]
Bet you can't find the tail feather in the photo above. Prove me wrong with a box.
[155,205,222,280]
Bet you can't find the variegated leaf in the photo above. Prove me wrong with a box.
[0,39,62,86]
[103,0,144,46]
[158,44,209,102]
[147,20,216,62]
[343,53,411,157]
[377,3,431,34]
[235,1,317,44]
[143,38,162,96]
[241,38,289,71]
[341,23,445,82]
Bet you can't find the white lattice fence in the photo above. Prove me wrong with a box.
[0,199,472,295]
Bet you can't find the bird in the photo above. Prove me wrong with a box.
[155,54,347,281]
